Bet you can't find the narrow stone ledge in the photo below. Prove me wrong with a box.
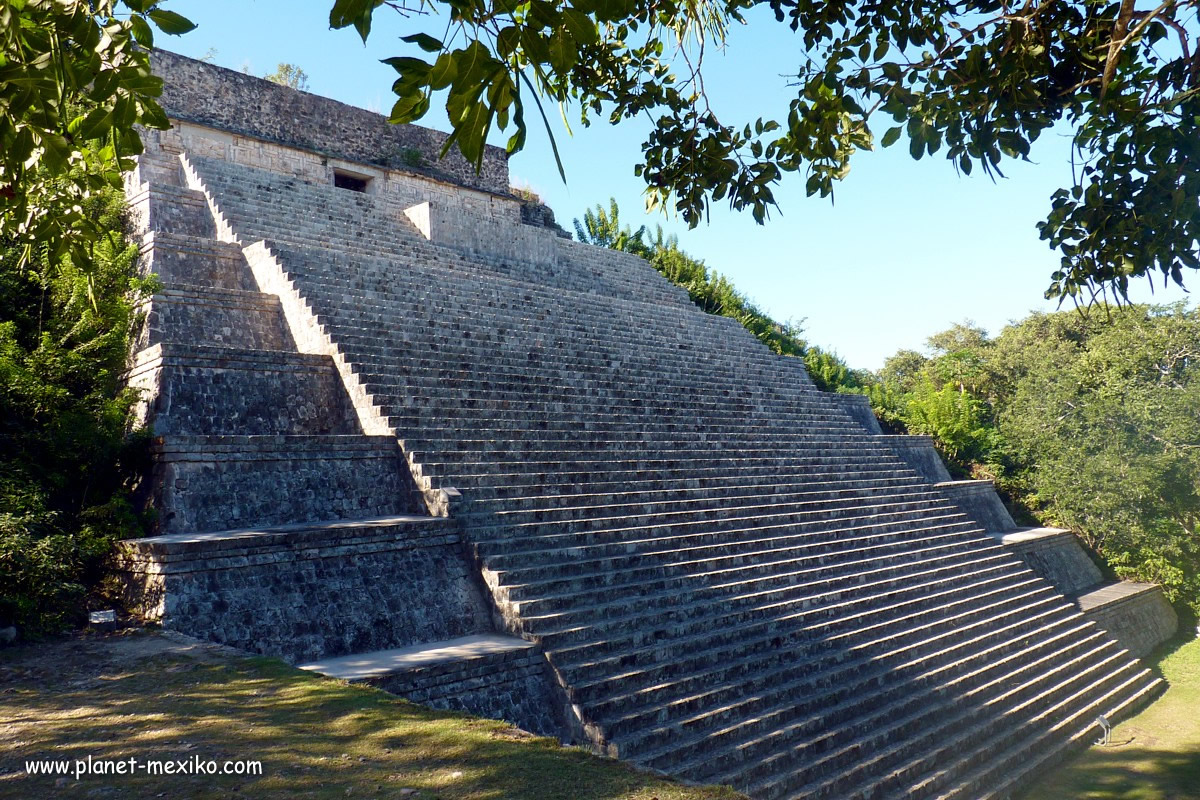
[1077,581,1178,658]
[119,514,455,570]
[298,634,535,681]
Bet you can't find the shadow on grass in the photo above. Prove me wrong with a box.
[1026,747,1200,800]
[0,651,742,800]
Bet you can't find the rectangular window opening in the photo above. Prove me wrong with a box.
[334,171,369,193]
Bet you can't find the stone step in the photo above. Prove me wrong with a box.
[135,285,292,351]
[126,343,359,436]
[400,427,869,456]
[745,643,1139,799]
[298,634,567,739]
[611,604,1092,757]
[468,481,939,531]
[150,434,418,532]
[374,390,853,423]
[315,298,794,357]
[228,194,690,299]
[265,242,775,341]
[331,325,807,381]
[461,474,925,514]
[122,513,453,566]
[661,620,1110,784]
[137,231,258,292]
[520,534,1003,654]
[298,633,535,680]
[397,418,862,441]
[472,495,963,554]
[343,347,821,401]
[548,558,1034,690]
[871,661,1155,800]
[437,462,922,495]
[485,506,961,581]
[416,456,919,491]
[479,495,963,563]
[189,156,697,307]
[582,577,1053,722]
[501,523,983,616]
[925,670,1162,800]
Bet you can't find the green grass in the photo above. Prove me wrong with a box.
[1022,634,1200,800]
[0,632,741,800]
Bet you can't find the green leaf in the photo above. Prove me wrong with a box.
[428,53,457,90]
[382,56,432,77]
[881,126,901,147]
[389,93,429,124]
[146,9,196,36]
[909,128,924,159]
[547,28,577,73]
[129,15,153,48]
[562,10,599,45]
[401,33,442,53]
[329,0,378,42]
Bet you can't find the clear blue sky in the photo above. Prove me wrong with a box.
[164,1,1191,370]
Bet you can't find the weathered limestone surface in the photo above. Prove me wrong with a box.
[137,232,257,291]
[127,346,359,436]
[371,647,562,738]
[147,436,420,533]
[151,50,509,195]
[301,635,563,738]
[120,68,543,739]
[935,479,1019,532]
[121,518,493,663]
[829,393,883,434]
[134,288,294,352]
[883,434,953,482]
[1001,528,1105,595]
[1079,583,1179,658]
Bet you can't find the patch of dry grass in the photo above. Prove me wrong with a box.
[0,631,742,800]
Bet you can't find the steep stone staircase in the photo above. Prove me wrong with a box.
[109,143,1168,799]
[119,146,502,670]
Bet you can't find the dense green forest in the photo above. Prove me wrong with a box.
[577,201,1200,619]
[0,186,154,637]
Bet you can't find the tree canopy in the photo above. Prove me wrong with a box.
[0,0,195,267]
[330,0,1199,306]
[871,305,1200,615]
[5,1,1197,306]
[265,62,311,91]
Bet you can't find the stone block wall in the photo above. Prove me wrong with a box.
[120,519,493,662]
[832,394,883,434]
[1005,530,1105,595]
[152,50,508,195]
[1081,585,1179,659]
[137,233,258,292]
[367,647,564,739]
[147,437,421,533]
[127,183,214,238]
[936,479,1018,532]
[127,346,360,436]
[134,288,293,352]
[884,435,953,483]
